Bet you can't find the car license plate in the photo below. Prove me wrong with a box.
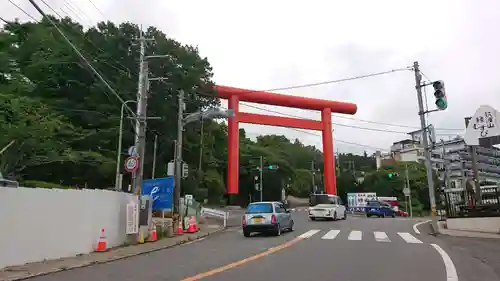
[253,218,263,223]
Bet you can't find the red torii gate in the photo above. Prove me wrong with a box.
[215,85,358,196]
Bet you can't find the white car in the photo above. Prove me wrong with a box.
[309,194,347,221]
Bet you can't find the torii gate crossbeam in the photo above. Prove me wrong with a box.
[215,85,358,196]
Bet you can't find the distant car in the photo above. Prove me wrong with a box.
[366,200,395,218]
[242,201,294,237]
[380,199,409,217]
[309,194,347,221]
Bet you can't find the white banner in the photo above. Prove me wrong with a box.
[126,202,139,234]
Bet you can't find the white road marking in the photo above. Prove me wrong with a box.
[431,244,458,281]
[397,232,423,243]
[321,230,340,240]
[374,231,391,242]
[348,230,362,240]
[299,229,320,238]
[413,219,432,234]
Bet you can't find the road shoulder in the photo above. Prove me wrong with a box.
[0,225,225,281]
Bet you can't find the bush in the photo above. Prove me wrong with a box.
[22,180,70,189]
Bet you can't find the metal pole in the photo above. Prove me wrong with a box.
[470,146,481,204]
[311,160,316,193]
[259,155,264,202]
[413,61,437,232]
[174,90,185,214]
[0,140,15,155]
[152,133,158,179]
[405,163,412,218]
[115,100,136,191]
[198,120,204,180]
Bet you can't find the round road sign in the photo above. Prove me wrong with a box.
[124,156,139,172]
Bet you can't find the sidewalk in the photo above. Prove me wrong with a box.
[437,221,500,239]
[0,224,225,281]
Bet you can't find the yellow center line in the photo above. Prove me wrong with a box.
[180,236,305,281]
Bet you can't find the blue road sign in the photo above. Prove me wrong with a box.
[142,177,174,211]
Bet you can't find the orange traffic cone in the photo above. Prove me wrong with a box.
[147,224,158,242]
[192,216,199,232]
[186,217,197,233]
[95,228,108,252]
[176,220,184,235]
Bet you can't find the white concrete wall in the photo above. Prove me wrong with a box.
[447,217,500,234]
[0,187,138,269]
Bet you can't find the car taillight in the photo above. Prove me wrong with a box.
[242,215,246,225]
[271,215,277,224]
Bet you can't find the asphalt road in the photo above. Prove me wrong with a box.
[28,210,499,281]
[416,222,500,281]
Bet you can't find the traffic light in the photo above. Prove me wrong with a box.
[267,164,279,170]
[432,80,447,110]
[182,163,189,178]
[387,172,399,179]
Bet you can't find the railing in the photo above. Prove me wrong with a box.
[443,186,500,218]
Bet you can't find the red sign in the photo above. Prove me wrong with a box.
[124,156,139,173]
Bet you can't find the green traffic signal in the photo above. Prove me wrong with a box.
[435,98,447,110]
[387,173,393,179]
[432,80,447,110]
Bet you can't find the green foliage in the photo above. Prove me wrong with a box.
[22,180,70,189]
[0,17,326,203]
[0,17,433,211]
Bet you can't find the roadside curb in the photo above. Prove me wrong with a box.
[2,226,226,281]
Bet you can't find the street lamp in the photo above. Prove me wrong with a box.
[115,100,137,191]
[183,108,234,125]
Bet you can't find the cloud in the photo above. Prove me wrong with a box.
[2,0,499,155]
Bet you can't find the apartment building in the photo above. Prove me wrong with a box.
[377,137,500,182]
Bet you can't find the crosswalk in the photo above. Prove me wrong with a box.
[236,228,423,244]
[297,229,423,244]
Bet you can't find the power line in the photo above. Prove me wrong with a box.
[331,114,462,131]
[7,0,39,22]
[28,0,135,117]
[243,123,388,151]
[86,0,106,19]
[239,102,461,136]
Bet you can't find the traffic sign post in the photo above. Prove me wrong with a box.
[124,156,139,173]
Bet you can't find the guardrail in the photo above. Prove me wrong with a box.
[200,207,228,228]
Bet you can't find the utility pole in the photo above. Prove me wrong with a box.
[152,133,158,179]
[413,61,438,233]
[131,55,149,195]
[259,155,264,202]
[174,90,185,214]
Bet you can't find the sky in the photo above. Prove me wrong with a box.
[3,0,500,155]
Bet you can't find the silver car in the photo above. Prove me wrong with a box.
[242,201,294,237]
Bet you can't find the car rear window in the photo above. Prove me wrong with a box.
[367,201,380,207]
[246,203,273,214]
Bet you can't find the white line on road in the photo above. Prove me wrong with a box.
[299,229,320,238]
[397,232,423,244]
[413,219,432,234]
[348,230,362,240]
[374,231,391,242]
[431,244,458,281]
[321,230,340,240]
